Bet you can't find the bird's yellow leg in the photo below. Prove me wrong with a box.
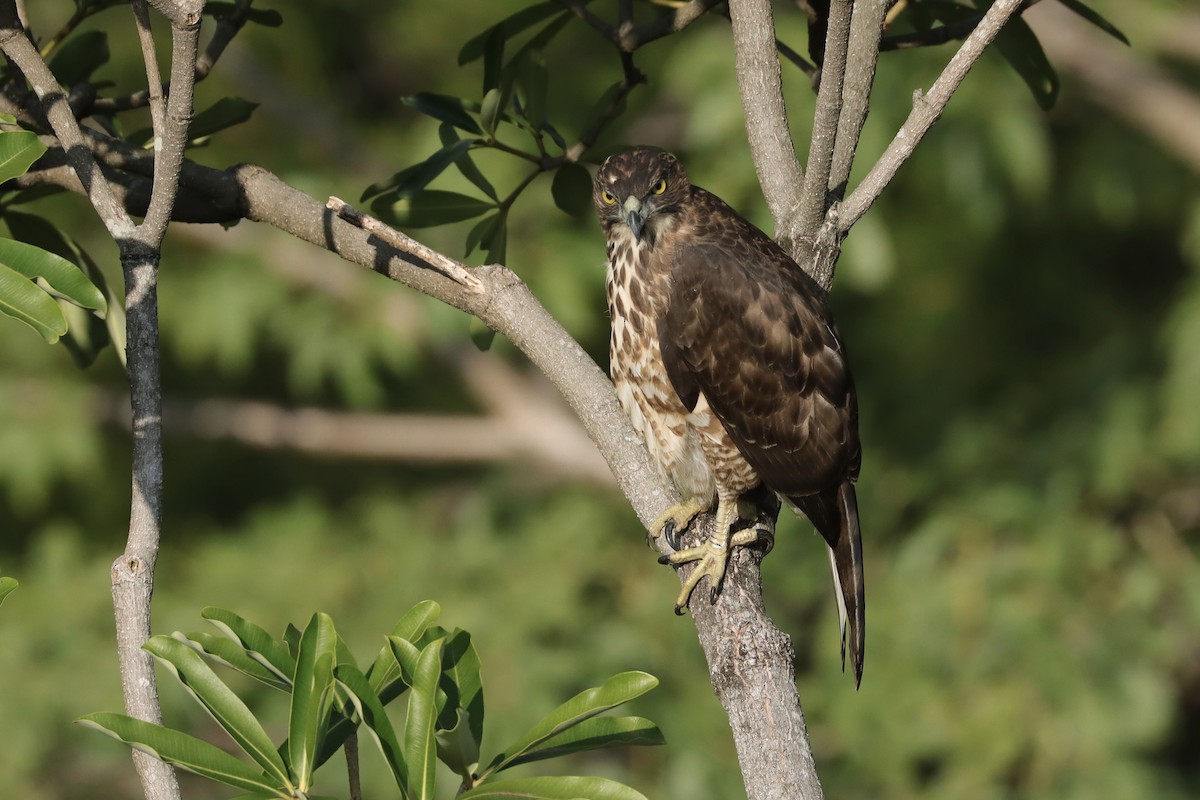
[647,495,711,549]
[659,492,763,614]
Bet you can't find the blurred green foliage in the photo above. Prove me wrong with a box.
[0,1,1198,799]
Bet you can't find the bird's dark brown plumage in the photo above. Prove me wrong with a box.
[594,147,865,685]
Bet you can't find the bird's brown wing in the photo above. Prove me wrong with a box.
[658,238,860,495]
[659,231,865,685]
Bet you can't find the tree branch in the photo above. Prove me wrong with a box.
[796,0,853,268]
[728,0,806,249]
[838,0,1025,232]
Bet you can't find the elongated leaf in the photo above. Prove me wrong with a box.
[993,17,1058,110]
[459,776,648,800]
[401,93,482,134]
[335,663,408,792]
[482,25,505,93]
[484,672,658,776]
[184,631,293,692]
[48,30,109,85]
[145,635,292,789]
[373,190,495,229]
[77,713,289,797]
[206,1,284,27]
[4,210,112,367]
[289,613,338,792]
[440,629,484,745]
[0,130,47,184]
[438,124,498,201]
[458,2,562,64]
[368,600,441,701]
[1057,0,1129,45]
[503,716,664,768]
[0,576,17,607]
[190,97,259,141]
[464,213,504,259]
[551,163,593,218]
[283,623,303,660]
[387,635,422,690]
[436,707,479,780]
[0,262,66,342]
[514,50,549,131]
[0,237,105,312]
[202,607,296,682]
[479,88,503,137]
[405,638,445,800]
[361,139,475,202]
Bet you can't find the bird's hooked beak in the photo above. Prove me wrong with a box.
[623,196,646,241]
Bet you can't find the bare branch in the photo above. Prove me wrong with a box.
[796,0,853,263]
[0,4,134,238]
[838,0,1025,232]
[828,0,887,199]
[728,0,805,247]
[329,197,483,292]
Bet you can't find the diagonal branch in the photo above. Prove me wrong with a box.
[837,0,1025,232]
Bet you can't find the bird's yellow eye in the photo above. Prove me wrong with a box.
[652,178,667,195]
[601,191,617,205]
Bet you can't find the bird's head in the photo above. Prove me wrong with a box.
[593,147,690,245]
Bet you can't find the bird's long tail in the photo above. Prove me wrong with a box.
[791,482,865,687]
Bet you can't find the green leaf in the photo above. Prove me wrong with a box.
[206,1,284,27]
[405,638,445,800]
[436,707,480,780]
[458,2,562,64]
[288,613,338,793]
[361,139,475,202]
[484,672,658,776]
[334,663,409,792]
[48,30,109,85]
[373,190,495,229]
[438,124,498,202]
[993,17,1059,111]
[190,97,260,142]
[551,163,593,218]
[202,607,296,683]
[0,237,105,312]
[0,262,67,342]
[481,25,506,93]
[469,317,497,352]
[0,576,17,607]
[283,623,303,660]
[513,50,549,131]
[0,130,47,183]
[387,636,423,697]
[401,93,482,134]
[1056,0,1129,46]
[145,635,293,790]
[464,212,503,259]
[4,210,114,367]
[503,716,664,768]
[183,631,293,692]
[368,601,442,701]
[479,88,504,138]
[439,629,485,753]
[459,776,648,800]
[77,713,289,797]
[487,213,508,265]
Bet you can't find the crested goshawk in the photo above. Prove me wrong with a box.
[593,147,865,685]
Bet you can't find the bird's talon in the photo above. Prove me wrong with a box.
[657,554,671,566]
[674,604,686,616]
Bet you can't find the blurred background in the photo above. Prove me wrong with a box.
[1,1,1198,798]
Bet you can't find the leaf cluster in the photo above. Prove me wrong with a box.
[80,602,664,800]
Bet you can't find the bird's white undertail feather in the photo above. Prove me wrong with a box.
[826,544,849,661]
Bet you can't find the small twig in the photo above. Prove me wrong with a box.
[797,0,853,256]
[327,197,484,292]
[838,0,1025,232]
[131,2,167,144]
